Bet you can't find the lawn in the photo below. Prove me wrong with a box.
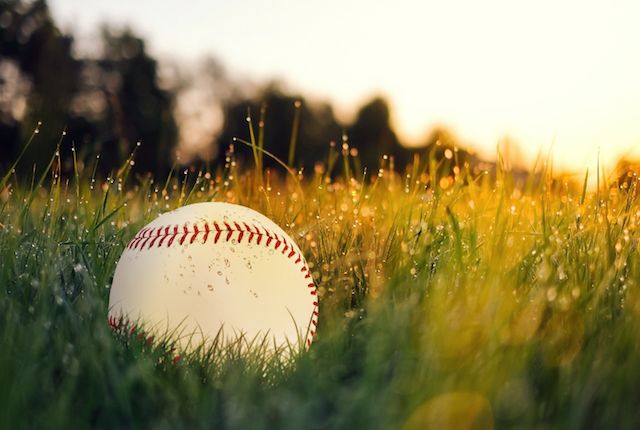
[1,133,640,429]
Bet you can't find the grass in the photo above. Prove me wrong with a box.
[2,129,640,429]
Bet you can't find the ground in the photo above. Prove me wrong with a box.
[1,141,640,429]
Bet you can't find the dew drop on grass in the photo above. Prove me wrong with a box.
[558,267,567,281]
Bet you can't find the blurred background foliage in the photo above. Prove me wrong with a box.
[0,0,483,179]
[7,1,637,185]
[0,0,176,175]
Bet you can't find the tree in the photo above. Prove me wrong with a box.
[216,84,342,170]
[0,0,80,170]
[68,28,177,175]
[346,96,409,170]
[0,2,178,177]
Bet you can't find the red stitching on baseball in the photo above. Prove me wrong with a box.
[190,225,200,244]
[203,223,210,242]
[167,225,178,247]
[108,315,159,349]
[157,226,169,247]
[139,228,153,249]
[179,225,189,245]
[130,227,147,249]
[148,231,160,248]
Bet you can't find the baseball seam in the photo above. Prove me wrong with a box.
[122,220,318,348]
[107,315,184,364]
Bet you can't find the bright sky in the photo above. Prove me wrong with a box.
[49,0,640,172]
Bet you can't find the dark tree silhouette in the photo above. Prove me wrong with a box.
[216,84,342,170]
[0,1,178,176]
[0,0,80,169]
[0,0,489,180]
[346,96,410,170]
[68,28,177,175]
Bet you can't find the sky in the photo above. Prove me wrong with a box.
[49,0,640,172]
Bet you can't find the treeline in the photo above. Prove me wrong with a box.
[0,0,476,178]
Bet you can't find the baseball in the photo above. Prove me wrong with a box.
[108,202,318,354]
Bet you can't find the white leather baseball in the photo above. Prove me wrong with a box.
[108,202,318,353]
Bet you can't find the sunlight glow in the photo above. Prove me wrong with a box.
[50,0,640,171]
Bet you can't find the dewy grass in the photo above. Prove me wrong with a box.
[1,131,640,429]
